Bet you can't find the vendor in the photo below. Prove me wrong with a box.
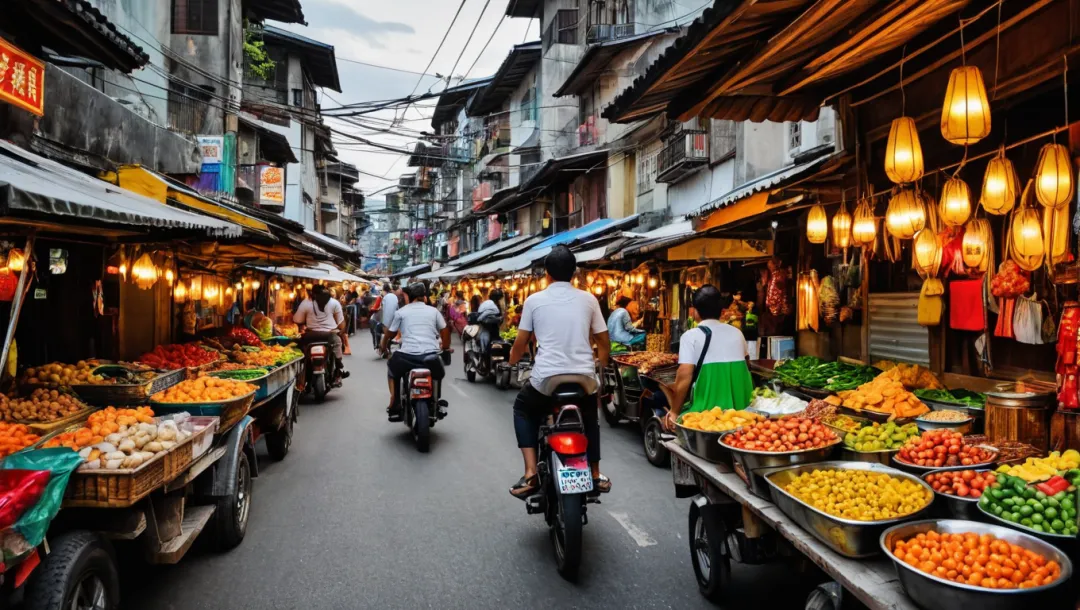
[608,295,646,349]
[663,285,753,429]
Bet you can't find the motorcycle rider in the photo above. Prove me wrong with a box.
[293,284,349,381]
[374,282,399,357]
[508,245,611,498]
[476,288,504,359]
[380,283,452,417]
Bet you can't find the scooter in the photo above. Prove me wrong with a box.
[463,311,510,383]
[391,349,451,452]
[300,331,340,402]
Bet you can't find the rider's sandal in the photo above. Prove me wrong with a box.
[593,474,612,494]
[510,475,539,500]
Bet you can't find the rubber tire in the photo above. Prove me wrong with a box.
[602,397,621,427]
[214,450,252,550]
[552,493,584,581]
[643,418,670,467]
[413,400,431,453]
[689,502,730,603]
[466,370,476,383]
[313,374,327,402]
[265,410,294,461]
[24,531,120,610]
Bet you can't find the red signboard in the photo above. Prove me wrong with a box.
[0,38,44,116]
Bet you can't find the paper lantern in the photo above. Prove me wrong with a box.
[852,200,877,246]
[1043,204,1070,265]
[885,189,925,239]
[592,285,603,295]
[913,229,942,278]
[131,253,159,290]
[635,274,645,285]
[938,178,971,227]
[806,205,828,244]
[648,277,658,288]
[540,278,548,289]
[961,218,991,271]
[1012,207,1044,258]
[940,66,991,145]
[832,204,853,249]
[173,282,187,302]
[884,117,924,184]
[980,152,1018,215]
[1034,143,1073,209]
[251,280,261,290]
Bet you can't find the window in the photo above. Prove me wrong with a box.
[637,147,658,195]
[709,119,736,164]
[293,89,304,107]
[544,9,578,51]
[167,81,213,134]
[789,122,802,152]
[172,0,219,35]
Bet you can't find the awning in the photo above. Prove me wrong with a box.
[481,186,521,215]
[301,229,358,261]
[611,220,695,260]
[666,238,773,262]
[238,114,298,164]
[390,262,432,280]
[554,29,675,98]
[252,263,367,283]
[0,140,241,237]
[532,215,640,250]
[440,235,547,279]
[429,78,493,129]
[466,41,542,117]
[427,234,539,279]
[262,25,341,92]
[521,150,609,194]
[3,0,149,73]
[247,0,305,24]
[451,246,552,278]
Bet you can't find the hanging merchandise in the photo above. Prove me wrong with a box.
[1043,203,1071,266]
[884,117,924,184]
[1033,143,1074,209]
[912,228,942,278]
[961,218,992,271]
[949,278,985,331]
[796,271,820,332]
[980,148,1019,214]
[938,177,971,227]
[940,228,966,276]
[918,278,945,327]
[940,65,991,145]
[130,252,158,290]
[852,199,877,246]
[1056,302,1080,410]
[832,203,852,249]
[885,188,926,239]
[990,260,1030,339]
[806,205,828,244]
[7,248,25,273]
[1007,182,1045,272]
[765,260,791,317]
[1012,293,1045,345]
[819,276,840,324]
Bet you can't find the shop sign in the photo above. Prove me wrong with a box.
[259,166,284,205]
[197,136,224,164]
[0,38,45,116]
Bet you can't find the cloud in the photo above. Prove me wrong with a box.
[304,1,414,46]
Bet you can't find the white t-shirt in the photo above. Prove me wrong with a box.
[380,292,399,325]
[519,282,606,391]
[293,298,344,332]
[389,302,446,355]
[678,319,748,366]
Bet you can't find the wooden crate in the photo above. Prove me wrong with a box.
[985,402,1053,452]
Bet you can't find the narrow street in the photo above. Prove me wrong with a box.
[120,346,809,609]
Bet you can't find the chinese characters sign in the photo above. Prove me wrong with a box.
[0,38,44,116]
[259,165,284,206]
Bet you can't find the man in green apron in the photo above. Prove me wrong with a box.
[663,285,754,430]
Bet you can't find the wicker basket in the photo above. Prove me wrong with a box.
[19,406,98,434]
[150,391,255,434]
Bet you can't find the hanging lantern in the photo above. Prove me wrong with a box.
[251,280,261,290]
[163,268,174,285]
[510,282,518,291]
[586,274,595,285]
[234,282,243,291]
[273,282,281,291]
[1043,204,1070,265]
[913,229,942,278]
[1034,143,1073,209]
[980,150,1019,215]
[852,199,877,246]
[529,282,536,291]
[832,204,852,249]
[635,274,644,285]
[540,278,548,289]
[118,263,127,280]
[884,117,924,184]
[131,253,159,290]
[940,66,991,145]
[648,277,658,289]
[938,178,972,227]
[573,277,579,287]
[173,282,187,302]
[885,189,925,239]
[592,285,603,295]
[7,249,25,273]
[806,205,828,244]
[1012,207,1045,259]
[961,218,992,271]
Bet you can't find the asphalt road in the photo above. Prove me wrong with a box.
[120,344,817,609]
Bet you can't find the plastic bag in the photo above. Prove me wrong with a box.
[1013,294,1044,345]
[0,449,83,549]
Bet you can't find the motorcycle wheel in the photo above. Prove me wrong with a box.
[413,400,431,453]
[313,374,328,402]
[689,502,730,603]
[643,418,669,467]
[602,397,621,427]
[466,370,476,383]
[552,492,584,581]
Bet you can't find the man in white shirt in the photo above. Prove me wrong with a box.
[293,284,348,378]
[508,246,611,498]
[380,283,451,416]
[380,282,400,328]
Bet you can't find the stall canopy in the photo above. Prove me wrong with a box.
[532,215,640,250]
[610,220,696,260]
[390,262,432,280]
[0,140,241,237]
[416,234,539,280]
[301,229,360,264]
[251,262,368,283]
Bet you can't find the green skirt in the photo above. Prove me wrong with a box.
[686,361,754,413]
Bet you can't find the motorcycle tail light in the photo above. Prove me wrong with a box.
[548,432,588,455]
[412,376,432,387]
[310,345,326,356]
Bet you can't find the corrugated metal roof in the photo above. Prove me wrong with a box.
[688,152,838,219]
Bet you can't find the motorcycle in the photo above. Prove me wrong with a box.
[300,331,340,402]
[390,349,452,452]
[601,361,674,467]
[463,311,510,383]
[523,376,597,581]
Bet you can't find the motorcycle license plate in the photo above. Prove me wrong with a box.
[556,455,593,494]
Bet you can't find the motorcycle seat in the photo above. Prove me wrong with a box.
[300,331,336,344]
[539,374,599,400]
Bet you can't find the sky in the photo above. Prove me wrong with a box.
[277,0,536,201]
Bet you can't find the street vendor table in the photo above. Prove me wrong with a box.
[666,440,918,610]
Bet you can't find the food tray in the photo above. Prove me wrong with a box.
[674,422,734,466]
[837,446,900,466]
[923,398,985,434]
[919,469,993,521]
[880,519,1073,610]
[891,446,999,474]
[721,432,841,497]
[149,390,256,434]
[976,503,1079,553]
[765,461,935,558]
[915,413,974,435]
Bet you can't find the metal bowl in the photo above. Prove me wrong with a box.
[838,446,900,466]
[892,446,999,474]
[674,422,735,465]
[977,503,1079,553]
[916,414,975,435]
[920,469,994,520]
[720,432,841,472]
[764,461,934,558]
[880,519,1074,610]
[821,414,871,438]
[837,405,915,425]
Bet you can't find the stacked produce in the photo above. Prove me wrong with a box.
[231,345,302,368]
[206,369,266,381]
[843,421,920,452]
[802,399,836,420]
[871,362,945,390]
[835,374,930,419]
[995,450,1080,483]
[774,357,877,391]
[721,416,837,452]
[914,388,986,408]
[0,422,40,458]
[747,392,807,416]
[2,389,87,423]
[152,377,256,403]
[22,361,114,386]
[784,469,930,521]
[612,351,678,374]
[208,362,258,372]
[890,530,1063,589]
[500,326,518,341]
[275,322,300,338]
[978,472,1080,536]
[229,327,262,347]
[79,419,192,470]
[896,430,996,468]
[925,470,998,498]
[137,344,219,370]
[679,408,763,433]
[43,407,155,451]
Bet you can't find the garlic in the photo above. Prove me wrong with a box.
[144,441,163,453]
[94,442,117,454]
[160,440,176,450]
[105,459,123,469]
[105,434,123,445]
[78,447,92,459]
[105,451,126,461]
[117,439,136,453]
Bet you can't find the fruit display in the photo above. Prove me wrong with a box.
[803,399,837,420]
[721,416,838,452]
[231,345,302,368]
[500,326,518,341]
[206,369,267,381]
[229,327,262,347]
[843,421,920,452]
[821,413,865,434]
[151,377,256,403]
[137,344,219,370]
[207,362,258,372]
[3,389,88,423]
[871,362,945,390]
[978,473,1080,536]
[679,408,763,433]
[78,419,192,470]
[22,361,115,386]
[275,322,300,338]
[836,373,930,420]
[917,410,972,423]
[612,351,678,373]
[995,450,1080,483]
[43,407,156,451]
[914,388,986,408]
[0,422,40,458]
[925,470,998,498]
[891,530,1063,589]
[896,430,997,468]
[783,468,931,521]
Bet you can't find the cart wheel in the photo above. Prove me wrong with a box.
[214,451,252,550]
[266,410,294,461]
[689,502,730,603]
[24,531,120,610]
[602,397,621,427]
[643,418,670,467]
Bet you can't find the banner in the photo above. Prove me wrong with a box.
[197,136,224,164]
[0,38,45,116]
[259,166,284,206]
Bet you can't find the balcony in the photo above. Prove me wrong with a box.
[578,116,600,147]
[543,9,578,52]
[443,144,472,164]
[321,202,338,215]
[586,23,635,44]
[656,130,709,184]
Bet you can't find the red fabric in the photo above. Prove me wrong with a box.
[949,279,985,331]
[994,298,1015,338]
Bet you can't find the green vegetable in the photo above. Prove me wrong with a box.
[752,386,777,399]
[913,388,987,408]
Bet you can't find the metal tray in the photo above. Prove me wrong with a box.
[880,519,1073,610]
[976,503,1079,553]
[891,446,999,474]
[921,397,985,433]
[919,469,994,520]
[915,414,974,435]
[837,404,916,425]
[837,446,899,466]
[764,461,934,558]
[674,422,734,466]
[721,432,841,497]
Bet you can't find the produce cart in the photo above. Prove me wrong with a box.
[246,356,303,461]
[602,352,679,427]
